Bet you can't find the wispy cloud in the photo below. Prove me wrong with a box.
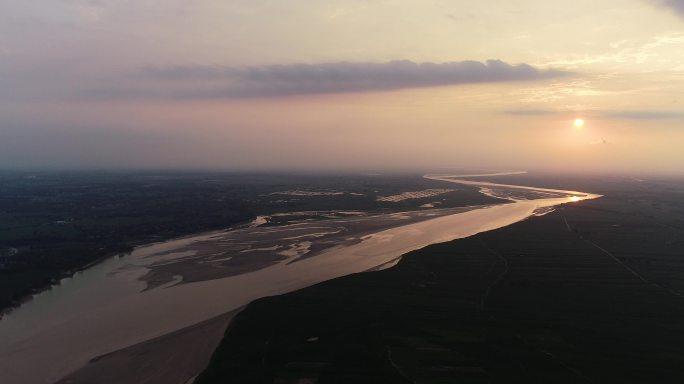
[540,32,684,70]
[111,60,570,99]
[504,108,684,120]
[602,111,684,120]
[589,137,608,145]
[504,109,559,116]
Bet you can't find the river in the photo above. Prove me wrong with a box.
[0,174,600,384]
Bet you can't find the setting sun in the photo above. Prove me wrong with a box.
[574,118,585,129]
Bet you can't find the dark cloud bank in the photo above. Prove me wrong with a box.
[653,0,684,16]
[124,60,570,99]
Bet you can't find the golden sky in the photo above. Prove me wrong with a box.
[1,0,683,174]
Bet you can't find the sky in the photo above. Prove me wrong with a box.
[1,0,683,174]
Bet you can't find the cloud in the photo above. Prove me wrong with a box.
[589,138,608,145]
[652,0,684,16]
[602,111,684,120]
[504,108,684,120]
[504,109,558,116]
[123,60,570,99]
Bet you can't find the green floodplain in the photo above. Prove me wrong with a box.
[198,175,684,384]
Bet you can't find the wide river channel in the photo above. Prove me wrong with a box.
[0,174,601,384]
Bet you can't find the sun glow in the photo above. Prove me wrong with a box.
[574,118,585,129]
[569,196,581,202]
